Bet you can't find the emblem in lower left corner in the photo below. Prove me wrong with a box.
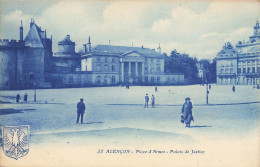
[2,125,30,160]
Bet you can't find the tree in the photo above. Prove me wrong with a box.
[165,49,199,84]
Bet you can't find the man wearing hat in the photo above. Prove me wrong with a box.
[76,98,86,124]
[144,93,149,108]
[181,97,194,127]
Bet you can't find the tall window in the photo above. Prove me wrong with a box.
[252,67,256,73]
[145,76,148,82]
[112,65,115,72]
[104,64,108,71]
[238,68,241,74]
[225,69,228,73]
[96,64,101,71]
[230,68,233,73]
[96,76,101,84]
[157,66,160,72]
[145,67,148,72]
[69,76,73,84]
[29,73,34,79]
[151,76,154,83]
[112,76,115,83]
[247,67,250,73]
[157,76,160,82]
[104,76,108,84]
[97,57,101,62]
[105,57,108,62]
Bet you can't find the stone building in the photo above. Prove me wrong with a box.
[216,21,260,85]
[81,40,184,85]
[0,19,53,89]
[0,20,185,90]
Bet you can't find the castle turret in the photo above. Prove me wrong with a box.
[58,35,75,54]
[20,20,23,41]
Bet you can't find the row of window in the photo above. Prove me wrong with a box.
[219,67,260,74]
[238,61,259,66]
[97,57,117,63]
[144,66,161,73]
[95,64,117,72]
[144,76,160,83]
[96,76,116,84]
[238,67,260,74]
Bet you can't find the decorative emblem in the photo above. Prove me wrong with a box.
[2,125,30,160]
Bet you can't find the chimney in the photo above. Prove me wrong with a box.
[109,40,111,45]
[20,20,23,41]
[87,36,91,52]
[141,45,144,49]
[66,35,70,39]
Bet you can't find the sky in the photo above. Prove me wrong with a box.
[0,0,259,60]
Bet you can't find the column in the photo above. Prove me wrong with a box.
[135,62,138,82]
[128,62,131,83]
[128,62,131,76]
[255,60,257,73]
[121,62,124,83]
[142,62,144,82]
[135,62,138,76]
[246,61,248,73]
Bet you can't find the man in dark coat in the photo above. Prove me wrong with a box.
[76,98,86,124]
[24,93,28,103]
[181,97,194,127]
[16,93,21,103]
[144,94,149,108]
[232,85,235,92]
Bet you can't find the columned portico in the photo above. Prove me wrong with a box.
[120,61,144,83]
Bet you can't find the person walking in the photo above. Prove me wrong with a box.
[232,85,236,92]
[209,84,211,90]
[181,97,194,127]
[76,98,86,124]
[151,94,155,108]
[16,93,21,103]
[24,93,28,103]
[155,86,158,92]
[144,94,149,108]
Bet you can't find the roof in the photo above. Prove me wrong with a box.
[58,35,75,45]
[90,45,164,58]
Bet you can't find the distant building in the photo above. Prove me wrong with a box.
[81,41,184,85]
[216,21,260,85]
[0,20,185,90]
[196,62,207,82]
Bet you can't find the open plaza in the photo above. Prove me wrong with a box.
[0,85,259,166]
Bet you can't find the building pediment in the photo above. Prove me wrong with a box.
[120,50,145,62]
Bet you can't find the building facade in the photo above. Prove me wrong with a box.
[0,20,185,90]
[216,21,260,85]
[81,43,183,85]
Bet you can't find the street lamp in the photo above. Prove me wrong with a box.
[205,70,209,104]
[33,82,37,102]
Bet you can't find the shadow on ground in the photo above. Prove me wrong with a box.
[0,108,36,115]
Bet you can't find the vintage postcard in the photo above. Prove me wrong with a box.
[0,0,259,166]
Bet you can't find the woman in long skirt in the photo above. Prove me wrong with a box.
[181,97,194,127]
